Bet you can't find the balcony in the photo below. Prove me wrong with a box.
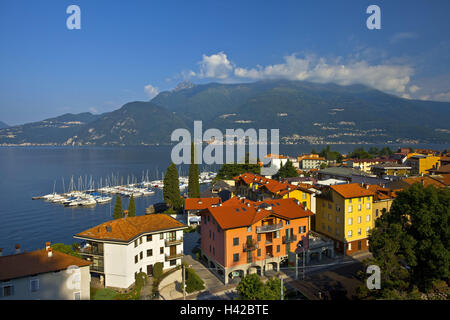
[282,235,297,244]
[89,265,104,273]
[165,251,184,261]
[243,240,259,252]
[165,237,183,246]
[256,222,283,233]
[79,246,104,256]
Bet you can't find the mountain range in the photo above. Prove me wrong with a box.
[1,80,449,146]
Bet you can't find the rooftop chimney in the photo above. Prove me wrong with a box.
[45,242,51,251]
[48,247,53,258]
[15,244,21,254]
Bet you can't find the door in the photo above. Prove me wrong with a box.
[147,264,153,276]
[170,245,176,256]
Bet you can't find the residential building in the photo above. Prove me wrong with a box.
[184,197,222,225]
[233,173,313,211]
[405,154,441,175]
[74,214,187,289]
[199,197,315,284]
[366,185,399,225]
[298,155,326,170]
[388,175,448,190]
[315,183,375,255]
[0,243,91,300]
[370,163,412,177]
[344,159,395,173]
[317,166,389,186]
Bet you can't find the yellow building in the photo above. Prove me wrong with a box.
[406,155,441,175]
[366,185,399,226]
[315,183,374,255]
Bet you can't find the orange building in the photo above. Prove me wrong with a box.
[200,196,314,284]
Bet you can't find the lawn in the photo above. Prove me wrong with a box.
[92,288,118,300]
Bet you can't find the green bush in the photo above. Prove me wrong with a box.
[185,267,205,293]
[153,262,164,279]
[51,243,81,258]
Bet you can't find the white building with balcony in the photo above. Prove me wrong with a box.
[74,214,187,289]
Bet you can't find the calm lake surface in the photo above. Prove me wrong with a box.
[1,144,448,255]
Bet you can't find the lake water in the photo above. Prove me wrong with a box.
[1,143,448,255]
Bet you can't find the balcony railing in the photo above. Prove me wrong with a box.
[165,251,184,261]
[256,222,283,233]
[165,238,183,246]
[89,265,104,273]
[243,240,259,252]
[79,247,104,256]
[282,235,297,244]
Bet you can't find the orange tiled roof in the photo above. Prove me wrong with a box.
[205,197,313,230]
[402,176,447,188]
[185,197,221,210]
[366,185,399,201]
[234,173,301,194]
[0,249,91,281]
[330,183,375,199]
[75,214,186,243]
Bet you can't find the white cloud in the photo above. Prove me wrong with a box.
[89,107,99,114]
[433,91,450,102]
[197,52,233,79]
[390,32,418,44]
[409,85,420,93]
[233,54,413,93]
[144,84,159,99]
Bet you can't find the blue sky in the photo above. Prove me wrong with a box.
[0,0,449,125]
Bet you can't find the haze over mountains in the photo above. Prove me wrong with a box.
[1,80,449,146]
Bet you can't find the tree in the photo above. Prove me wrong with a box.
[237,274,285,300]
[113,195,123,219]
[275,160,298,179]
[357,184,450,299]
[319,145,343,163]
[128,194,136,217]
[163,162,182,210]
[349,147,372,159]
[185,267,205,293]
[188,142,200,198]
[215,153,260,181]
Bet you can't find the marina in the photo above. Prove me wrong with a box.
[32,170,217,207]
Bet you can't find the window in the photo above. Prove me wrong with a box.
[336,216,340,223]
[376,209,379,217]
[233,237,239,246]
[328,203,332,209]
[147,235,152,242]
[348,205,353,213]
[74,292,81,300]
[348,218,353,225]
[336,229,340,235]
[348,230,353,238]
[209,230,211,239]
[139,237,143,245]
[30,279,39,292]
[348,243,352,250]
[275,230,280,238]
[213,232,215,240]
[140,251,143,260]
[286,220,290,226]
[213,247,215,255]
[358,216,361,224]
[302,193,307,200]
[160,247,164,254]
[233,253,239,262]
[277,245,280,252]
[349,199,352,203]
[208,215,210,222]
[358,204,362,211]
[134,240,138,248]
[328,225,332,233]
[257,234,261,241]
[366,227,370,234]
[170,260,176,266]
[247,226,252,232]
[257,249,261,257]
[366,203,371,210]
[358,228,362,236]
[135,255,138,264]
[328,214,332,221]
[147,249,153,257]
[366,215,371,222]
[322,224,326,230]
[160,233,164,240]
[358,197,361,202]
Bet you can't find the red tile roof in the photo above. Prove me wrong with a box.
[330,183,375,199]
[205,197,313,230]
[234,173,308,195]
[74,214,186,243]
[185,197,221,210]
[0,249,91,281]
